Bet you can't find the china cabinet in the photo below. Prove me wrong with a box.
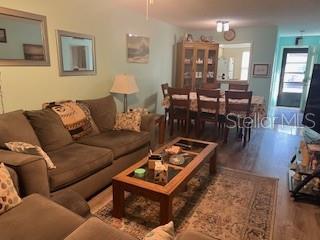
[175,41,219,89]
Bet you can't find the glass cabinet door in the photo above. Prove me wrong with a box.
[195,48,206,89]
[183,48,194,88]
[207,49,217,83]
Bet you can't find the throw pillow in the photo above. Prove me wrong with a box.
[77,102,100,136]
[45,101,98,140]
[113,112,142,132]
[143,221,175,240]
[0,163,22,215]
[24,109,73,152]
[78,95,117,132]
[5,142,56,169]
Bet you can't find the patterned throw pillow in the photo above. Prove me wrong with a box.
[44,101,100,140]
[5,142,56,169]
[0,163,22,215]
[113,112,142,132]
[143,221,175,240]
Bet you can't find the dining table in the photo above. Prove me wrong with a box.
[162,91,267,121]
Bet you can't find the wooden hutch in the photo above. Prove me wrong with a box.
[175,41,219,89]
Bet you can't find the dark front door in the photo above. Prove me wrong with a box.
[277,48,309,107]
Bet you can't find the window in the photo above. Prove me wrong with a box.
[282,52,308,93]
[240,51,250,80]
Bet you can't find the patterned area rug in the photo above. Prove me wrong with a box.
[95,166,278,240]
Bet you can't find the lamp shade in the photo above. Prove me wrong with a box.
[110,74,139,94]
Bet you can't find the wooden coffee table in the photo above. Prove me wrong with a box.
[112,137,218,225]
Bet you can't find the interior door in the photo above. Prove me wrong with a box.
[277,48,309,107]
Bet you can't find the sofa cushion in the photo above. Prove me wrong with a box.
[78,95,116,132]
[77,130,150,159]
[25,109,73,152]
[0,110,40,148]
[48,143,113,191]
[0,194,84,240]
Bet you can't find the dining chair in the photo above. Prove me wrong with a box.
[229,83,249,91]
[161,83,169,125]
[224,90,253,147]
[168,87,191,136]
[196,89,220,138]
[202,82,221,90]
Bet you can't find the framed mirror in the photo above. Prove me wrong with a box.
[0,7,50,66]
[57,30,96,76]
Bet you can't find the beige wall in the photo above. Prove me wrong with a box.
[0,1,184,113]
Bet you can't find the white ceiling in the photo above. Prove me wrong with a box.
[113,0,320,35]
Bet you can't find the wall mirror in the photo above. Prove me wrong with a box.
[57,30,96,76]
[217,43,252,81]
[0,7,50,66]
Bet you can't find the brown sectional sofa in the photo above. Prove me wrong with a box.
[0,192,213,240]
[0,95,154,199]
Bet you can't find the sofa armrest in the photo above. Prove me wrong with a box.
[141,113,159,150]
[0,150,50,197]
[64,217,137,240]
[141,113,158,132]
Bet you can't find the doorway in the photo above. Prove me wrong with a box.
[277,48,309,107]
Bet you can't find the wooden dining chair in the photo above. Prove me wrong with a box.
[202,82,221,90]
[224,90,253,147]
[168,87,191,136]
[161,83,169,125]
[229,83,249,91]
[196,89,220,138]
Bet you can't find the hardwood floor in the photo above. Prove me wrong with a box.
[89,123,320,240]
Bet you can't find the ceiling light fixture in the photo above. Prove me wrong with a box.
[216,21,230,32]
[217,21,223,32]
[146,0,155,21]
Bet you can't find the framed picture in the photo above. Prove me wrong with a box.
[127,34,150,63]
[253,64,269,77]
[23,44,45,61]
[0,28,7,43]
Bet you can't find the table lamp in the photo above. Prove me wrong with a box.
[110,74,139,112]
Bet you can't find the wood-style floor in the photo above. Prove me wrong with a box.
[89,123,320,240]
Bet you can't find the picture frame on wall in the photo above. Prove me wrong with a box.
[252,64,269,77]
[127,34,150,64]
[0,28,7,43]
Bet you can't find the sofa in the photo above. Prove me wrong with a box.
[0,95,155,199]
[0,167,213,240]
[0,193,213,240]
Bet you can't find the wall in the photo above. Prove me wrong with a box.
[0,1,184,113]
[269,35,320,113]
[192,26,278,109]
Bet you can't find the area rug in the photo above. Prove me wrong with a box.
[95,166,278,240]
